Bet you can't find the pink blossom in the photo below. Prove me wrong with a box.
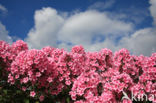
[22,86,27,91]
[39,95,44,102]
[36,72,41,77]
[47,77,53,83]
[30,91,36,97]
[23,77,29,83]
[2,40,155,102]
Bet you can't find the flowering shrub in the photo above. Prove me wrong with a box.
[0,40,155,103]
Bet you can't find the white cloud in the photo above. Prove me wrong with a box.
[0,5,11,43]
[26,7,133,50]
[83,27,156,56]
[114,0,156,56]
[25,0,156,56]
[149,0,156,25]
[25,7,64,49]
[0,22,12,43]
[118,28,156,56]
[58,10,133,50]
[84,38,118,52]
[116,6,150,24]
[0,4,7,14]
[88,0,115,10]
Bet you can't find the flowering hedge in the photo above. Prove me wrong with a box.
[0,40,155,103]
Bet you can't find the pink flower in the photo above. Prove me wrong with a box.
[28,71,33,77]
[47,77,53,83]
[36,72,41,77]
[30,91,36,97]
[22,86,26,91]
[15,75,19,79]
[23,77,29,83]
[65,80,71,85]
[39,95,44,102]
[4,40,156,102]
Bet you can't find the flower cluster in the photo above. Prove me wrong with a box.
[0,40,28,83]
[70,49,156,103]
[0,40,156,102]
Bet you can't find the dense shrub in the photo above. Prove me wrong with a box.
[0,40,155,103]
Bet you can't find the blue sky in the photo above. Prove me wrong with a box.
[0,0,156,56]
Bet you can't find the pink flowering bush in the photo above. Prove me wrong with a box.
[0,40,29,102]
[0,40,155,103]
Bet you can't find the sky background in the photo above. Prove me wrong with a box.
[0,0,156,56]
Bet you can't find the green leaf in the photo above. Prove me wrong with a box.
[35,101,39,103]
[24,99,29,103]
[16,90,21,94]
[66,97,70,103]
[3,90,7,95]
[0,95,2,101]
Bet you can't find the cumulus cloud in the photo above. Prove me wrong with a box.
[0,5,12,43]
[26,7,133,49]
[25,0,156,56]
[25,7,64,49]
[116,6,150,24]
[149,0,156,24]
[0,4,8,15]
[58,10,133,46]
[88,0,115,10]
[0,22,12,43]
[115,0,156,56]
[118,28,156,56]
